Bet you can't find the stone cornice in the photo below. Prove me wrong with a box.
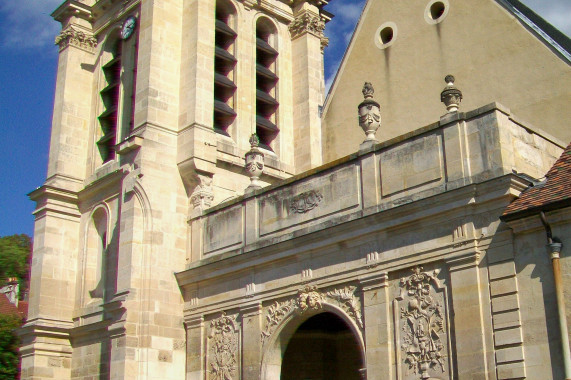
[55,25,98,53]
[51,0,93,23]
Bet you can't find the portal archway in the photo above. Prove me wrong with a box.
[262,310,365,380]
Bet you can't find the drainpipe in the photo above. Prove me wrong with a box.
[540,211,571,379]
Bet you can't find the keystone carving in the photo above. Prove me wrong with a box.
[397,266,447,379]
[261,285,363,345]
[289,12,326,40]
[55,26,97,52]
[208,312,240,380]
[289,190,323,214]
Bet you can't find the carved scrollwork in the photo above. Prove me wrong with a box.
[55,26,97,52]
[208,312,240,380]
[261,299,295,344]
[289,190,323,214]
[397,266,448,379]
[327,287,363,329]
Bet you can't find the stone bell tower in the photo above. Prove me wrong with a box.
[20,0,331,379]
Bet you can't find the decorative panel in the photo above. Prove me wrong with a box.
[393,266,452,379]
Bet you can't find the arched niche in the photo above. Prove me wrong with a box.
[82,205,109,305]
[260,303,366,380]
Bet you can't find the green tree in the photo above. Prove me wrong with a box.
[0,234,31,297]
[0,314,21,380]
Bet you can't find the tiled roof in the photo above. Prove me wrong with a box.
[0,294,20,317]
[502,142,571,220]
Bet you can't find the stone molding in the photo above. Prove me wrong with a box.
[55,26,97,53]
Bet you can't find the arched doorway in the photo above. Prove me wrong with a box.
[280,312,363,380]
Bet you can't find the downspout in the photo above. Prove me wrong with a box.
[540,211,571,379]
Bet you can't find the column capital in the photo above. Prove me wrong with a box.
[55,25,97,53]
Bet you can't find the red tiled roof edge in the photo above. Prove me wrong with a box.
[502,142,571,221]
[0,293,20,317]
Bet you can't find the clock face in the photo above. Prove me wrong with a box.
[121,16,136,40]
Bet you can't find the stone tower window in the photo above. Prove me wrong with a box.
[214,0,237,136]
[98,39,122,163]
[97,28,138,164]
[255,18,279,151]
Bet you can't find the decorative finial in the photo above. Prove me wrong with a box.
[358,82,381,143]
[362,82,374,99]
[245,134,264,193]
[440,74,462,113]
[249,133,259,148]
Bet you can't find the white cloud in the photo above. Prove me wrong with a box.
[0,0,62,49]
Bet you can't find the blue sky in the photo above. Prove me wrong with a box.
[0,0,569,238]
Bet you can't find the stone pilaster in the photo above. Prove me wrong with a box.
[360,272,392,380]
[241,303,263,380]
[290,3,328,172]
[186,316,205,380]
[48,2,96,185]
[447,252,491,379]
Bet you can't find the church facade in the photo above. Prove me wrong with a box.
[21,0,571,379]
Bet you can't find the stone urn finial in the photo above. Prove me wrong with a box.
[358,82,381,142]
[245,134,264,193]
[440,75,462,113]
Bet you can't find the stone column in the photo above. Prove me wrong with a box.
[48,3,96,185]
[290,3,329,172]
[186,315,205,380]
[20,187,80,380]
[241,303,263,380]
[447,252,491,379]
[360,272,392,380]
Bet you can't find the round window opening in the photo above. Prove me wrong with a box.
[430,2,445,20]
[374,22,397,49]
[380,27,394,44]
[424,0,449,24]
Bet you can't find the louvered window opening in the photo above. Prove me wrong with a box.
[98,42,122,163]
[214,5,237,136]
[255,25,279,151]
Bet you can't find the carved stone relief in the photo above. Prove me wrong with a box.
[55,26,97,52]
[395,266,450,380]
[261,285,363,345]
[289,190,323,214]
[190,174,214,210]
[289,12,326,40]
[207,312,240,380]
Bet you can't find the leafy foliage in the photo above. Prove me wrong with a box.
[0,234,31,297]
[0,314,21,380]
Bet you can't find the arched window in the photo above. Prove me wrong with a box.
[213,0,237,136]
[255,17,279,150]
